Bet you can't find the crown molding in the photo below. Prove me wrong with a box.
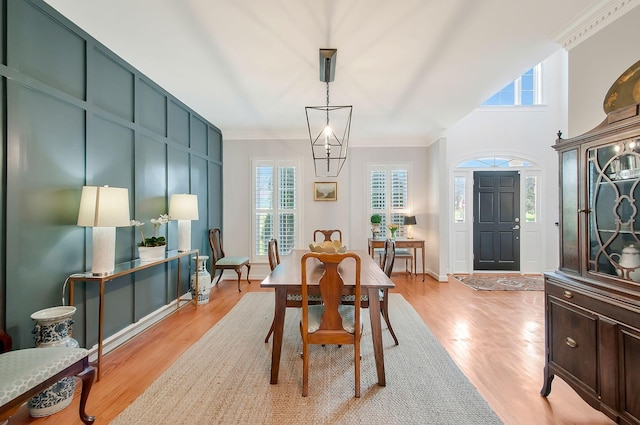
[552,0,640,50]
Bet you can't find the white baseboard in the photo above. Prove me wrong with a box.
[86,293,192,362]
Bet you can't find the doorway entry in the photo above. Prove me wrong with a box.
[473,171,520,271]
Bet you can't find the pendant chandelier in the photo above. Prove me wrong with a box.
[305,49,352,178]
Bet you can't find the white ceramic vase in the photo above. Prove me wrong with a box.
[28,306,78,418]
[191,255,211,304]
[138,245,166,263]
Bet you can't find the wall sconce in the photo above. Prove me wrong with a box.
[169,194,199,252]
[404,215,417,239]
[305,48,352,177]
[77,186,131,276]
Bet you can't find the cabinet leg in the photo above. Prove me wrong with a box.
[540,366,554,396]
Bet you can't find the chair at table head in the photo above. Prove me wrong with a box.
[313,229,342,243]
[300,251,362,398]
[268,238,280,271]
[208,228,251,292]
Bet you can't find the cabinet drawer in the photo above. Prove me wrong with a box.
[549,299,598,391]
[545,279,591,307]
[398,241,422,248]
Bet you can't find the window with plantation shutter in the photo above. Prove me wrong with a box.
[369,165,411,238]
[252,159,300,262]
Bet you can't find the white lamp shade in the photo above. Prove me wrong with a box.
[169,194,199,220]
[77,186,130,227]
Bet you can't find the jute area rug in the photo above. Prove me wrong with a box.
[112,293,502,425]
[452,274,544,291]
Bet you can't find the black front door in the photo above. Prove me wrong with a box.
[473,171,520,271]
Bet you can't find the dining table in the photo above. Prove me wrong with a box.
[260,249,395,386]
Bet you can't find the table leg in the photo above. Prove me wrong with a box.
[270,287,287,384]
[176,258,181,309]
[69,280,75,306]
[368,287,386,386]
[97,282,105,381]
[421,245,425,282]
[194,253,199,307]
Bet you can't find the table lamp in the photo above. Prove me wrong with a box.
[169,194,199,252]
[77,186,131,276]
[404,215,417,239]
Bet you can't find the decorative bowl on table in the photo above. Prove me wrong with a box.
[309,240,347,253]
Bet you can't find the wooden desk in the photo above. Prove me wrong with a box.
[260,249,394,387]
[68,249,198,380]
[368,238,425,281]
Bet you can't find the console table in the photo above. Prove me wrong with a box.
[68,249,199,380]
[368,238,425,281]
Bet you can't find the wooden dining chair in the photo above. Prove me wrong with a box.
[267,238,280,271]
[264,239,281,342]
[342,239,399,345]
[208,228,251,292]
[300,251,363,397]
[313,229,342,243]
[380,239,399,345]
[264,239,322,343]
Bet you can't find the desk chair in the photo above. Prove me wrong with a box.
[264,239,322,343]
[209,228,251,292]
[300,251,363,397]
[379,247,413,274]
[313,229,342,243]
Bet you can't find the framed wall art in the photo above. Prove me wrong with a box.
[314,182,337,201]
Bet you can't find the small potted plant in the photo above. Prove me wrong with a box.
[131,214,170,262]
[370,214,382,238]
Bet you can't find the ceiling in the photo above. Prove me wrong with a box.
[43,0,618,146]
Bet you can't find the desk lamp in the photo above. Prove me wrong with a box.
[404,215,417,239]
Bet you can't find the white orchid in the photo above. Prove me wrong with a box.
[131,214,170,247]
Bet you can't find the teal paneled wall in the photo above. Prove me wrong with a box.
[192,117,208,156]
[2,0,223,349]
[169,101,190,147]
[12,0,86,100]
[91,49,134,122]
[6,83,86,348]
[138,80,167,136]
[0,0,6,334]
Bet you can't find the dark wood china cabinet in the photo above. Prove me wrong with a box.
[542,60,640,425]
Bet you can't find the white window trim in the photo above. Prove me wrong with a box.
[250,157,303,263]
[367,162,413,238]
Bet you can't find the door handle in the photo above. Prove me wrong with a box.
[512,225,520,230]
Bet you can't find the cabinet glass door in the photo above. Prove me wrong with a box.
[560,149,579,273]
[588,138,640,282]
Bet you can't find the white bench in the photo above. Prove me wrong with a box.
[0,347,95,424]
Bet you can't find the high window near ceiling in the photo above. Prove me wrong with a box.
[369,164,411,238]
[482,64,542,106]
[252,159,300,261]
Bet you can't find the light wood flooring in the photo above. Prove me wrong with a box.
[6,273,615,424]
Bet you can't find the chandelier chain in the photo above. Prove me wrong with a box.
[326,81,330,107]
[325,82,330,126]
